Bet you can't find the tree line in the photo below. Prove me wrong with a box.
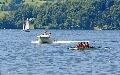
[0,0,119,30]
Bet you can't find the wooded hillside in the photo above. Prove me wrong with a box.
[0,0,119,30]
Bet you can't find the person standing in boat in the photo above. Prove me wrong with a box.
[43,31,47,35]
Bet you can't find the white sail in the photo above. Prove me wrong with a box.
[25,18,29,30]
[23,24,25,30]
[22,18,30,32]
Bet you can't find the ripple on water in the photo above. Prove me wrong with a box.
[0,30,120,75]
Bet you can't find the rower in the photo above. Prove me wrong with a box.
[79,42,84,48]
[48,33,51,36]
[83,42,86,48]
[86,42,90,48]
[76,42,80,48]
[85,42,94,48]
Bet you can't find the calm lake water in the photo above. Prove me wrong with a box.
[0,29,120,75]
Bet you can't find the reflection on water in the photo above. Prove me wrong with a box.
[0,30,120,75]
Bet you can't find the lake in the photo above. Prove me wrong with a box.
[0,29,120,75]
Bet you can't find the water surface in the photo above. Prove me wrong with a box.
[0,29,120,75]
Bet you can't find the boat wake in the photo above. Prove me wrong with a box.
[53,41,89,44]
[31,41,39,44]
[31,40,89,44]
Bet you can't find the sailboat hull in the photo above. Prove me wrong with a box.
[23,29,30,32]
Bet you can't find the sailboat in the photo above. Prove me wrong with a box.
[23,18,30,32]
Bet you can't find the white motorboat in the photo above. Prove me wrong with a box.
[37,33,55,44]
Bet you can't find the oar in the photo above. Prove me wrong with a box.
[96,46,101,48]
[95,46,111,49]
[95,46,111,50]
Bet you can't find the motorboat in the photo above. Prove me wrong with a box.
[37,33,55,44]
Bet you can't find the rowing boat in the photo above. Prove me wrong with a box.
[68,47,97,50]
